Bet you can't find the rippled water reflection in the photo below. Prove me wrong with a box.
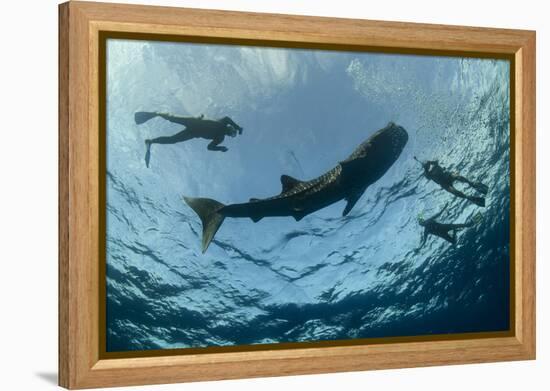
[105,40,510,352]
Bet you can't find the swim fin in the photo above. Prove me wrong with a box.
[135,111,158,125]
[472,212,483,224]
[472,182,489,195]
[144,141,151,168]
[469,196,485,207]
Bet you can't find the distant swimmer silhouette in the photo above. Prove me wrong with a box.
[414,157,488,207]
[135,112,243,167]
[416,204,476,248]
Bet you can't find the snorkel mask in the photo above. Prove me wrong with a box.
[220,116,243,136]
[227,126,238,138]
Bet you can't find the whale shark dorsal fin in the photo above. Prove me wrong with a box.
[280,175,303,193]
[250,215,263,223]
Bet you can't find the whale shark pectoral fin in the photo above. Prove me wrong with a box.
[342,189,366,216]
[292,211,307,221]
[290,205,308,221]
[280,175,304,193]
[248,199,263,222]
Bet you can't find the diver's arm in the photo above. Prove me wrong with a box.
[218,117,243,134]
[207,136,228,152]
[414,156,428,175]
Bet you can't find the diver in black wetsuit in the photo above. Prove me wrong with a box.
[135,111,243,167]
[414,157,488,207]
[417,204,474,248]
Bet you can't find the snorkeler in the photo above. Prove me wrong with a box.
[414,157,488,207]
[417,204,475,248]
[134,111,244,167]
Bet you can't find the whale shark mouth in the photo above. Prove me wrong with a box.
[393,127,408,153]
[382,124,408,156]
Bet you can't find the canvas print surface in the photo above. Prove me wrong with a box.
[105,38,511,352]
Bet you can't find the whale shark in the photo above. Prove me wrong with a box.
[184,122,409,252]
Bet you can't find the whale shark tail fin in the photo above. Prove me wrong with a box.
[472,212,483,224]
[183,196,226,253]
[135,111,158,125]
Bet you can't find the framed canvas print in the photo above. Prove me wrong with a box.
[59,1,536,389]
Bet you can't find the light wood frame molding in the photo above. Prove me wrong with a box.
[59,1,536,389]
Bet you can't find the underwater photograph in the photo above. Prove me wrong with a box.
[104,38,511,352]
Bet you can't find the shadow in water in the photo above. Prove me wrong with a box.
[35,372,57,385]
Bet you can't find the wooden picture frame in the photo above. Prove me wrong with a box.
[59,1,536,389]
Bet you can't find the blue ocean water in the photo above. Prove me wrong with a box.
[105,39,510,352]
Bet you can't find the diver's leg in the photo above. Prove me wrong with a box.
[207,136,228,152]
[454,175,489,195]
[438,223,473,241]
[437,230,456,245]
[454,175,475,186]
[144,129,196,168]
[449,222,474,230]
[148,129,195,145]
[440,223,472,245]
[156,113,199,127]
[449,229,461,246]
[443,185,469,200]
[135,112,202,127]
[444,185,485,207]
[449,231,457,245]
